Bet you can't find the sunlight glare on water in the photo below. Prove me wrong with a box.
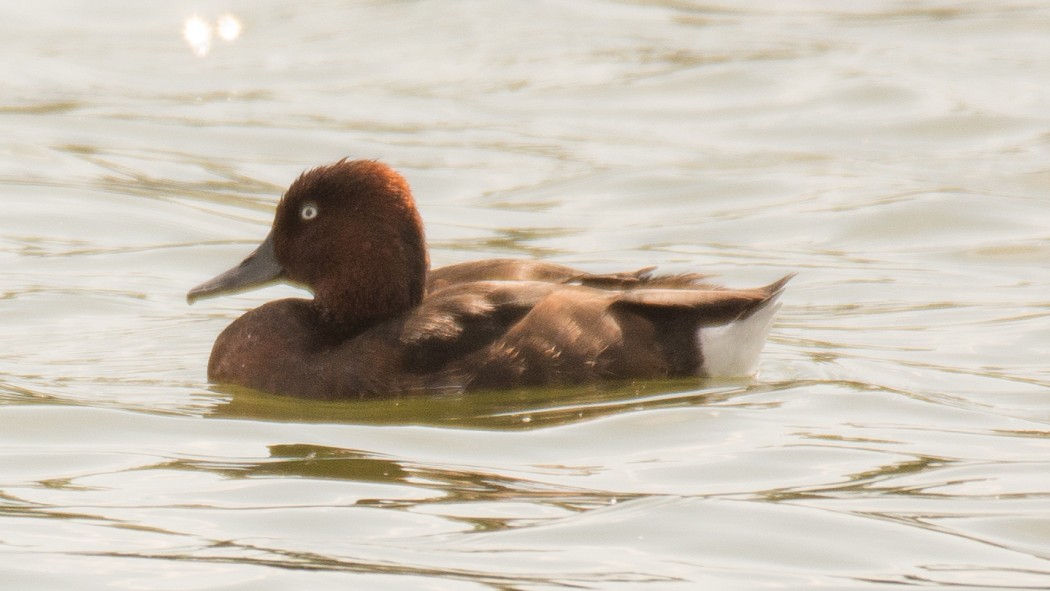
[216,14,242,43]
[182,15,212,57]
[182,13,241,57]
[2,1,1050,589]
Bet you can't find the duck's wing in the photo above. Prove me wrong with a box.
[388,274,793,389]
[397,280,563,374]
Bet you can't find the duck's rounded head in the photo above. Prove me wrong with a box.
[188,159,429,330]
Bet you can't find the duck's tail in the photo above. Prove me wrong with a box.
[696,274,793,377]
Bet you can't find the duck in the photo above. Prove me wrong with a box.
[187,159,792,399]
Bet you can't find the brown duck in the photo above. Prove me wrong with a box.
[188,159,792,399]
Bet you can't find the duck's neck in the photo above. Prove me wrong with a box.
[311,255,428,336]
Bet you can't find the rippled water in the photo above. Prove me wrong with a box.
[3,1,1050,589]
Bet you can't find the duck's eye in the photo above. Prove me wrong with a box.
[300,203,319,220]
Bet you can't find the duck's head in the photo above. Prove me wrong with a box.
[188,159,429,329]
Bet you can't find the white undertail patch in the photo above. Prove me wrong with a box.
[697,293,784,377]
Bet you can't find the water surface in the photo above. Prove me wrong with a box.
[3,1,1050,589]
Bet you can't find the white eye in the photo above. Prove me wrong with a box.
[300,203,319,220]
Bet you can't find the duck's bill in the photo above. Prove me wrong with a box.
[187,232,284,304]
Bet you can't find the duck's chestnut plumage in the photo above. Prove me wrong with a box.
[188,159,792,399]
